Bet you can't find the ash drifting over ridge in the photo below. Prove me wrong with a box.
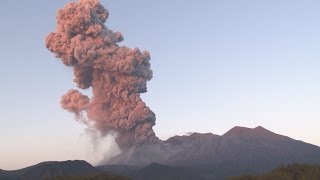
[45,0,159,150]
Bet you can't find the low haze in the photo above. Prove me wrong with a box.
[0,0,320,170]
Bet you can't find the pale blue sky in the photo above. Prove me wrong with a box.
[1,0,320,170]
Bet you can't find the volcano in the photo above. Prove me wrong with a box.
[2,126,320,179]
[102,126,320,179]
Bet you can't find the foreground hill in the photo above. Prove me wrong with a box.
[0,160,100,180]
[105,126,320,179]
[230,163,320,180]
[98,163,205,180]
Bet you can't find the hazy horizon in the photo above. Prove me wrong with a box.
[1,0,320,170]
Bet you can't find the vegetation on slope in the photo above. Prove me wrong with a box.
[229,163,320,180]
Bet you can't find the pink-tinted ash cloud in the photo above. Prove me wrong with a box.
[45,0,159,150]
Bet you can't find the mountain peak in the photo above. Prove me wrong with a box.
[223,126,288,141]
[254,126,267,131]
[223,126,252,136]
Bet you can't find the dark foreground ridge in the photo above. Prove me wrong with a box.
[0,160,129,180]
[230,163,320,180]
[0,160,100,180]
[1,126,320,180]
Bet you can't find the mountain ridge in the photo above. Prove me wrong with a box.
[0,160,99,180]
[223,126,291,142]
[2,126,320,180]
[106,125,320,176]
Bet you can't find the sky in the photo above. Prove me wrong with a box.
[0,0,320,170]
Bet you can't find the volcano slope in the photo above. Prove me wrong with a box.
[102,126,320,179]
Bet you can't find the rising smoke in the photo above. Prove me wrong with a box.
[45,0,159,150]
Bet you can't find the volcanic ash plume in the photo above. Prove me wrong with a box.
[45,0,159,150]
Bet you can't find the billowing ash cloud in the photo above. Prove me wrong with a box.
[45,0,159,150]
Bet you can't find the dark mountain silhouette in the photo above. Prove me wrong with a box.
[230,163,320,180]
[130,162,205,180]
[97,163,207,180]
[2,126,320,180]
[96,164,139,176]
[0,160,99,180]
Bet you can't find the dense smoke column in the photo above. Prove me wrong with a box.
[45,0,159,150]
